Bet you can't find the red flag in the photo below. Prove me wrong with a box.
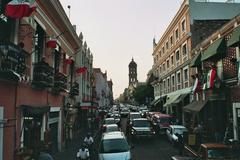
[5,0,36,19]
[76,67,87,74]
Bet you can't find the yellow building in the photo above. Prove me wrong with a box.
[151,0,240,121]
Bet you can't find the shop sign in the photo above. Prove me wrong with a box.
[188,134,196,146]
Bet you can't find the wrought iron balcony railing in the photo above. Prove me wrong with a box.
[32,61,54,88]
[70,82,79,96]
[0,41,28,81]
[52,72,67,93]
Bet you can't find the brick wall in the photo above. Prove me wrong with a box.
[191,20,230,48]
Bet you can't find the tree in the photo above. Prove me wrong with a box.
[132,83,154,105]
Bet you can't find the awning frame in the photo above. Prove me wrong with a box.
[183,100,208,113]
[227,26,240,47]
[201,38,226,61]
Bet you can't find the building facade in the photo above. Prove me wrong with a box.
[93,68,112,110]
[151,0,240,123]
[186,14,240,142]
[0,0,94,159]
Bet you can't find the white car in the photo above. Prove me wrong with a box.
[104,124,120,133]
[166,125,188,145]
[98,131,132,160]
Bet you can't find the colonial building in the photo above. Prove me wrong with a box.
[93,68,113,110]
[151,0,240,123]
[0,0,94,159]
[185,14,240,142]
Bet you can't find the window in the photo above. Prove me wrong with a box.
[167,78,170,87]
[177,72,181,84]
[163,63,166,71]
[181,19,186,32]
[176,50,180,62]
[171,56,174,66]
[159,50,162,56]
[184,68,188,81]
[162,46,165,54]
[167,60,169,69]
[166,41,169,50]
[171,75,175,91]
[159,66,162,73]
[54,49,61,73]
[172,76,175,86]
[33,24,45,63]
[182,43,187,56]
[170,36,173,46]
[175,28,179,40]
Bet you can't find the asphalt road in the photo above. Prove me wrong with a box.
[120,117,179,160]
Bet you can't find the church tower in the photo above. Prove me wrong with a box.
[128,58,138,86]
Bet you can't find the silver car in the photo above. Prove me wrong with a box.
[98,131,132,160]
[131,118,155,138]
[166,125,188,145]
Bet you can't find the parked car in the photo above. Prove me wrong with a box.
[166,125,188,145]
[131,118,155,139]
[98,131,133,160]
[103,124,120,133]
[152,113,175,135]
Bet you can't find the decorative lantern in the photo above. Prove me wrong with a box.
[76,67,87,74]
[5,0,36,19]
[46,39,57,49]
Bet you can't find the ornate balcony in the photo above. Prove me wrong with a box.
[32,61,54,88]
[52,72,67,93]
[70,82,79,96]
[0,41,27,82]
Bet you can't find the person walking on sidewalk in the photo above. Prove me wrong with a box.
[76,143,90,160]
[84,133,94,157]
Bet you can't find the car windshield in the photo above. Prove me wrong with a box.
[174,128,187,135]
[133,120,150,127]
[105,119,115,124]
[106,126,118,132]
[207,149,227,159]
[99,138,129,153]
[130,114,141,120]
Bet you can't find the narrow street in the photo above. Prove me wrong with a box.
[121,118,178,160]
[54,118,178,160]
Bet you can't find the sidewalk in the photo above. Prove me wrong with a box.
[53,127,100,160]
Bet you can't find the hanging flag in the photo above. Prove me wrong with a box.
[5,0,36,19]
[206,68,217,89]
[46,39,57,48]
[192,78,201,93]
[76,67,87,74]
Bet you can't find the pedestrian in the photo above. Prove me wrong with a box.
[38,143,54,160]
[84,133,94,156]
[76,143,90,160]
[176,133,184,156]
[194,123,203,145]
[84,133,94,146]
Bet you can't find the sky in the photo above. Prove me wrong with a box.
[59,0,234,99]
